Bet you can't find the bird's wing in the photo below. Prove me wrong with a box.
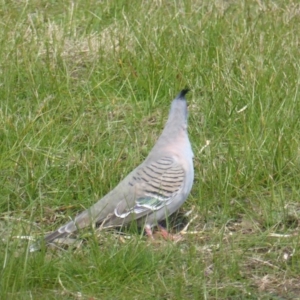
[113,156,185,220]
[32,156,185,251]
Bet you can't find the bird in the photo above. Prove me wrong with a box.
[30,89,194,251]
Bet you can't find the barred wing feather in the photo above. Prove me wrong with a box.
[114,157,185,218]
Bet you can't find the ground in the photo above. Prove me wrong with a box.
[0,1,300,299]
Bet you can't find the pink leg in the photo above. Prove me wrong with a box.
[145,224,182,242]
[145,224,154,239]
[158,225,173,240]
[158,225,183,242]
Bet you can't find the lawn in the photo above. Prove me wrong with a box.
[1,0,300,299]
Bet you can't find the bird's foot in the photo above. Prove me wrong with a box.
[145,210,200,243]
[145,225,183,242]
[157,225,183,242]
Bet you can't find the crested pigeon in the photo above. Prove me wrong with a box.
[30,89,194,251]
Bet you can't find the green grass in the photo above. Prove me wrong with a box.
[1,0,300,298]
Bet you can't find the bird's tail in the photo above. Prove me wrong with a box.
[29,229,69,252]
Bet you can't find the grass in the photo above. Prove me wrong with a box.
[1,0,300,298]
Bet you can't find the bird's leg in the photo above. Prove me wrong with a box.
[157,225,184,242]
[144,224,154,239]
[158,225,172,240]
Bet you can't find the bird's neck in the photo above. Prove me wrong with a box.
[150,124,191,156]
